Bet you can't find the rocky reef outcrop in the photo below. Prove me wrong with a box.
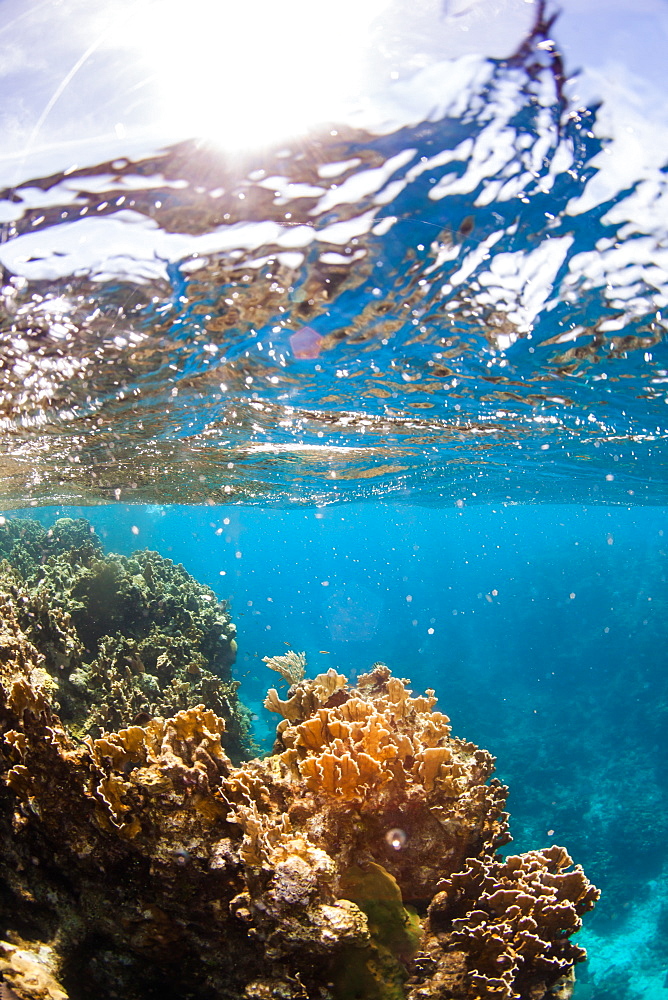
[0,526,598,1000]
[0,517,247,760]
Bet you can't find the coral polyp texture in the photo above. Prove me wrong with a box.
[0,533,598,1000]
[0,517,247,760]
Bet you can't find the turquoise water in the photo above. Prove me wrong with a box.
[1,2,668,997]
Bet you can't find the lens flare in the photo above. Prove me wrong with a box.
[290,326,323,359]
[385,827,407,851]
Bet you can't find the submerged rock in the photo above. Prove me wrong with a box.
[0,528,598,1000]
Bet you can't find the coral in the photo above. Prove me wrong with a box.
[264,667,347,722]
[413,848,599,1000]
[0,590,598,1000]
[0,518,248,761]
[261,664,510,900]
[0,517,100,581]
[262,650,307,686]
[336,862,423,1000]
[0,939,67,1000]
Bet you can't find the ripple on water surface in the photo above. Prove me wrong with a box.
[0,12,666,507]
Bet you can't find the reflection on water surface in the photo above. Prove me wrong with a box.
[0,5,666,507]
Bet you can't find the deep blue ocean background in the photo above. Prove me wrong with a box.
[5,500,667,1000]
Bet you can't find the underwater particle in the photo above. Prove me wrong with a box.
[290,325,323,359]
[385,828,407,851]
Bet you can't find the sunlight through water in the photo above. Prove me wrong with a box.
[0,0,665,510]
[111,0,387,151]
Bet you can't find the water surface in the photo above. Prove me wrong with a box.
[0,3,666,507]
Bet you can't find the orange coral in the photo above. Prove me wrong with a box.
[231,664,510,902]
[263,667,347,722]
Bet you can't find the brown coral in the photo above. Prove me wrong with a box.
[264,667,347,722]
[410,847,599,1000]
[258,663,510,901]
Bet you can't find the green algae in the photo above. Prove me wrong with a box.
[337,861,423,1000]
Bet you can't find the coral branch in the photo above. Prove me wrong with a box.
[262,650,307,686]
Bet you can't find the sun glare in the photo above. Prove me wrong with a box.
[125,0,386,151]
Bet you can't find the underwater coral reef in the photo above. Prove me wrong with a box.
[0,520,598,1000]
[0,518,247,759]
